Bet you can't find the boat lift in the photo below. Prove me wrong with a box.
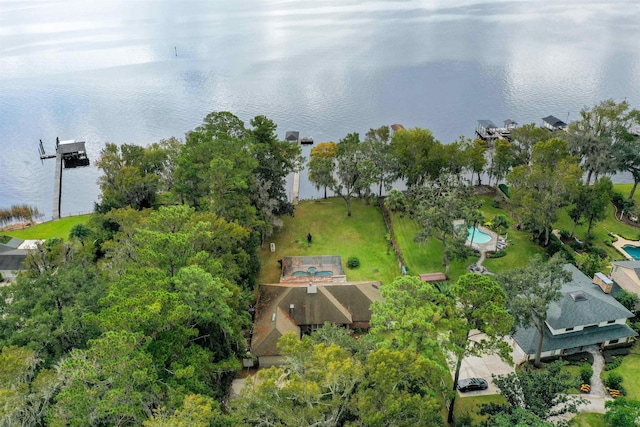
[39,138,90,220]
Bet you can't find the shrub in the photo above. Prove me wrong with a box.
[605,372,623,390]
[347,256,360,269]
[491,199,501,208]
[558,229,570,239]
[605,358,623,371]
[488,249,507,259]
[490,214,509,232]
[546,234,564,257]
[614,290,639,314]
[604,239,613,247]
[384,189,405,212]
[569,240,584,251]
[580,363,593,384]
[604,347,632,364]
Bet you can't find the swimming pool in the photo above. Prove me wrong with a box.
[467,227,492,244]
[622,244,640,260]
[292,270,333,277]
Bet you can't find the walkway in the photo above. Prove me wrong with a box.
[581,346,611,413]
[611,233,640,260]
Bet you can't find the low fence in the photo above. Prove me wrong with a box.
[377,197,406,275]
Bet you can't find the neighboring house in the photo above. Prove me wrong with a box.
[250,255,382,367]
[284,131,300,142]
[513,264,637,360]
[0,237,29,281]
[611,260,640,296]
[542,115,568,131]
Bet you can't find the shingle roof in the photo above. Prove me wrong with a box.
[251,281,382,357]
[477,120,497,129]
[285,131,299,141]
[542,115,567,128]
[0,250,27,271]
[546,264,634,329]
[513,323,637,355]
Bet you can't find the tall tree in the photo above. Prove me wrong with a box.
[51,331,162,427]
[496,255,571,367]
[447,274,513,423]
[370,275,455,362]
[307,141,338,199]
[605,397,640,427]
[613,133,640,199]
[249,115,303,238]
[568,177,612,239]
[466,138,487,186]
[567,99,640,184]
[509,123,551,167]
[488,139,514,186]
[409,175,477,275]
[389,127,445,187]
[0,242,105,365]
[331,132,376,216]
[363,126,394,196]
[507,138,582,246]
[492,360,586,420]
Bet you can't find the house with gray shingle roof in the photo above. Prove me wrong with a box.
[513,264,637,359]
[611,260,640,296]
[0,238,29,281]
[250,256,382,367]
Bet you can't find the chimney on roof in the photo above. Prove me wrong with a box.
[593,272,613,294]
[307,283,317,294]
[289,304,294,315]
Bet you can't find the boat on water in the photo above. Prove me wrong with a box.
[300,136,314,145]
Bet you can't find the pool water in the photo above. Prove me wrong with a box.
[292,270,333,277]
[467,227,492,244]
[622,244,640,260]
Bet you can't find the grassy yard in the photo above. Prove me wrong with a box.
[1,215,91,240]
[602,342,640,400]
[453,394,507,425]
[390,195,544,282]
[257,198,399,285]
[569,413,605,427]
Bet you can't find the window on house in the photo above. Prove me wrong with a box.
[565,327,574,332]
[609,339,619,344]
[607,320,616,324]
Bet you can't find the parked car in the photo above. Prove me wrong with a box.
[457,378,488,392]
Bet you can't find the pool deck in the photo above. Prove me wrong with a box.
[612,234,640,260]
[453,220,498,253]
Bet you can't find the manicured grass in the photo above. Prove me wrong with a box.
[552,184,640,260]
[257,198,398,285]
[1,215,91,240]
[453,394,507,425]
[603,342,640,400]
[569,412,605,427]
[390,195,544,282]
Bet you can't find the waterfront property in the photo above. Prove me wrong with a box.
[0,237,35,281]
[251,255,382,366]
[542,115,568,131]
[622,244,640,260]
[512,264,637,360]
[610,260,640,296]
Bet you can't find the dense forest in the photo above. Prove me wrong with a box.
[1,100,640,426]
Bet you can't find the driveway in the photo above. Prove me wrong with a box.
[453,336,527,397]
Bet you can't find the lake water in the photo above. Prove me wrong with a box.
[1,0,639,219]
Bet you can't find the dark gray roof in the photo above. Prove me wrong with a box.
[504,119,517,126]
[542,115,567,128]
[0,251,27,271]
[57,140,87,154]
[0,238,24,252]
[514,323,637,355]
[477,120,497,129]
[285,131,299,141]
[546,264,634,330]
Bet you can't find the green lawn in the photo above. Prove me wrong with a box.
[390,195,544,282]
[453,394,507,425]
[553,184,640,260]
[1,215,91,240]
[569,412,605,427]
[257,198,398,285]
[603,343,640,400]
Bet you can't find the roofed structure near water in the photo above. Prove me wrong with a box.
[542,115,568,131]
[285,131,299,142]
